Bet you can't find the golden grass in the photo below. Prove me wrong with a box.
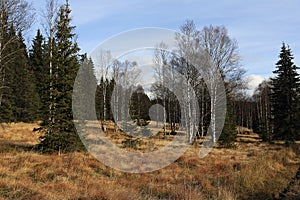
[0,122,299,199]
[0,122,40,146]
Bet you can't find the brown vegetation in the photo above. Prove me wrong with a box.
[0,122,299,199]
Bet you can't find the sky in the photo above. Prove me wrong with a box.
[28,0,300,95]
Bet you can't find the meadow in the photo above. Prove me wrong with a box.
[0,122,299,200]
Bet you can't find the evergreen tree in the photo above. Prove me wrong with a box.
[219,98,237,148]
[95,77,113,131]
[29,29,48,120]
[0,0,35,123]
[0,24,15,122]
[73,54,97,120]
[0,25,38,122]
[129,85,151,126]
[271,43,300,143]
[37,1,84,153]
[12,31,39,122]
[105,78,113,120]
[95,77,105,121]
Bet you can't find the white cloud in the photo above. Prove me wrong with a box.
[244,74,265,96]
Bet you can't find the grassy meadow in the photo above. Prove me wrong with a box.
[0,122,299,200]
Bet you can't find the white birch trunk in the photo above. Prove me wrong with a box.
[187,81,194,143]
[210,83,217,143]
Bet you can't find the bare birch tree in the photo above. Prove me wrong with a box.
[173,21,243,143]
[174,20,201,143]
[152,42,170,137]
[198,25,244,142]
[110,60,140,134]
[111,59,120,132]
[253,80,272,141]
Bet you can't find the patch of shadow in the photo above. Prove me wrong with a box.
[0,141,35,153]
[238,139,262,144]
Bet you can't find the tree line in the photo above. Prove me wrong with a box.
[0,0,299,153]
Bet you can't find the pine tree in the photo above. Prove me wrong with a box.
[95,77,110,131]
[105,79,113,121]
[95,77,105,121]
[271,43,300,143]
[0,24,15,122]
[73,54,97,120]
[0,0,35,123]
[37,1,84,153]
[11,31,39,122]
[29,29,48,120]
[0,25,38,122]
[129,85,151,126]
[219,98,237,148]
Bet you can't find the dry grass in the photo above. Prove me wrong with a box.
[0,122,299,199]
[0,122,40,145]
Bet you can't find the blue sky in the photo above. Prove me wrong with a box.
[29,0,300,92]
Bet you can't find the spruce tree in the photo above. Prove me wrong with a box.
[219,99,237,148]
[129,85,151,126]
[38,1,84,153]
[271,43,300,143]
[73,55,97,120]
[29,29,48,120]
[105,79,113,120]
[12,31,39,122]
[95,77,105,121]
[0,24,15,122]
[0,25,38,122]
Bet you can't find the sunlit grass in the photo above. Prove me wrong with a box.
[0,122,299,199]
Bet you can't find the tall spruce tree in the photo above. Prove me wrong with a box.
[37,1,84,153]
[271,43,300,143]
[29,29,48,120]
[73,54,97,120]
[12,31,39,122]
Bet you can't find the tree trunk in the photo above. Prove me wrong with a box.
[210,83,217,143]
[103,85,106,132]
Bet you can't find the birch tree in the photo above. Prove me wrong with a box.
[152,42,170,137]
[174,21,243,143]
[111,59,121,132]
[198,25,243,143]
[174,20,201,143]
[253,80,272,141]
[112,60,140,133]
